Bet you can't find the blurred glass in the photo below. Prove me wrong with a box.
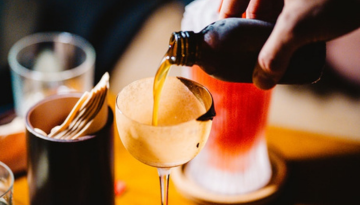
[0,161,14,205]
[8,32,95,117]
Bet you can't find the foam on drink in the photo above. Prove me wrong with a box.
[117,77,206,126]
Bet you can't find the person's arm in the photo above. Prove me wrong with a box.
[220,0,360,90]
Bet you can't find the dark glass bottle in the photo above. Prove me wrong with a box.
[167,18,326,84]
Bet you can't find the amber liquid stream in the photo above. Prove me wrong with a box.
[152,42,176,126]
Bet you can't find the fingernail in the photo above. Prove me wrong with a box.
[253,63,276,90]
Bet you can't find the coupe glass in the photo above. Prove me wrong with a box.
[115,76,215,205]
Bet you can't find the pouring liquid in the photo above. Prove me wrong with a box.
[152,57,172,126]
[152,37,179,126]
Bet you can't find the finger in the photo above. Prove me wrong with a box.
[252,15,299,90]
[219,0,250,19]
[247,0,283,22]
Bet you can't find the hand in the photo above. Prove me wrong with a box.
[220,0,360,89]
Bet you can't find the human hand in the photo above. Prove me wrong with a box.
[220,0,360,89]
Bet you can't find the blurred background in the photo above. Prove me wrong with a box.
[1,0,360,141]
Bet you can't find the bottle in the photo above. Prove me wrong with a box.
[167,18,326,84]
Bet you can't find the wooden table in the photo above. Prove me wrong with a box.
[13,125,360,205]
[12,94,360,204]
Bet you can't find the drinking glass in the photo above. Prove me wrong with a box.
[0,161,14,205]
[115,77,215,205]
[8,32,95,117]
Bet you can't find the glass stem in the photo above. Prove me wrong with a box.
[158,167,171,205]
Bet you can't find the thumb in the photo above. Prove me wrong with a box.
[252,19,299,90]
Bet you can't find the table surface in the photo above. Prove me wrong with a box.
[13,97,360,205]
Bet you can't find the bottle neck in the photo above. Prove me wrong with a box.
[169,31,199,66]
